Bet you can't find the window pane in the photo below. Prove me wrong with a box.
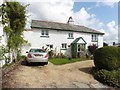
[46,45,49,47]
[62,43,67,49]
[50,45,53,48]
[41,30,44,35]
[62,44,64,48]
[29,49,45,52]
[68,33,70,37]
[95,35,98,41]
[71,33,73,37]
[46,30,48,35]
[78,44,80,52]
[92,34,98,41]
[65,44,67,48]
[68,32,73,38]
[41,30,49,36]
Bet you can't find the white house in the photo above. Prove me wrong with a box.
[22,20,104,58]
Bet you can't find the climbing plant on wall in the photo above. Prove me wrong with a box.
[1,1,28,61]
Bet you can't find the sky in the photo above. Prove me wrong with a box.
[0,0,119,45]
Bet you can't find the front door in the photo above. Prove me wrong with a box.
[77,44,85,57]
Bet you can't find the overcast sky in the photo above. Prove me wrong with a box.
[0,0,119,45]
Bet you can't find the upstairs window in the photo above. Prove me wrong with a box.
[61,43,67,49]
[92,34,98,42]
[68,32,74,39]
[41,30,49,36]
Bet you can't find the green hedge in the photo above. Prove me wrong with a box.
[93,69,120,88]
[94,46,120,70]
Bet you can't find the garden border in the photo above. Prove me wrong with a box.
[2,59,23,76]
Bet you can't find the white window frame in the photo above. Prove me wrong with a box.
[68,32,74,39]
[41,30,49,36]
[61,43,67,49]
[92,34,98,42]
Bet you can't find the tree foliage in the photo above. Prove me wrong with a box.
[94,46,120,70]
[1,1,28,60]
[88,44,98,55]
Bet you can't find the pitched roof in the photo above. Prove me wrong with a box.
[31,20,104,35]
[72,37,87,44]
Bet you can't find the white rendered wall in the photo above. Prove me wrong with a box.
[22,29,103,56]
[98,35,103,48]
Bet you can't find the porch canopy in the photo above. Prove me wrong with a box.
[71,37,87,58]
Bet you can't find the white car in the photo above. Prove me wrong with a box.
[26,48,48,64]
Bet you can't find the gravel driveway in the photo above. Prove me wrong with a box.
[2,60,110,88]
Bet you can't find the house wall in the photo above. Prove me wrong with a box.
[22,28,103,56]
[98,35,103,47]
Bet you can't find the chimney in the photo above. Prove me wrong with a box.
[67,16,74,24]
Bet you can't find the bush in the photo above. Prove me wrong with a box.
[48,50,55,58]
[94,46,120,70]
[56,53,66,58]
[0,46,8,60]
[93,69,120,88]
[17,55,27,61]
[21,55,27,60]
[88,44,98,55]
[118,47,120,63]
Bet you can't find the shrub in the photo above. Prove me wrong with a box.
[17,54,27,61]
[20,55,27,60]
[94,46,120,70]
[93,69,120,88]
[118,47,120,63]
[88,44,98,55]
[0,46,4,60]
[48,50,54,58]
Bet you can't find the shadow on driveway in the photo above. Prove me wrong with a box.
[78,67,93,74]
[21,60,47,67]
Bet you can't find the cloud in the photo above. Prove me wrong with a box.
[100,28,109,37]
[0,0,3,5]
[101,21,118,44]
[106,21,118,40]
[25,0,74,23]
[96,0,119,7]
[73,7,103,30]
[72,7,118,44]
[21,0,74,28]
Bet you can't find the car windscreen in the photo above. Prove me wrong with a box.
[29,49,45,53]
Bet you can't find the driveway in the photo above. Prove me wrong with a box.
[3,60,109,88]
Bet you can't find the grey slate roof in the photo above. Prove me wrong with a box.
[31,20,104,35]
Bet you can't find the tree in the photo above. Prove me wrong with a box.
[1,1,28,62]
[88,44,98,55]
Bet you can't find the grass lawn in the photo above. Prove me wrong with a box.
[49,58,84,65]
